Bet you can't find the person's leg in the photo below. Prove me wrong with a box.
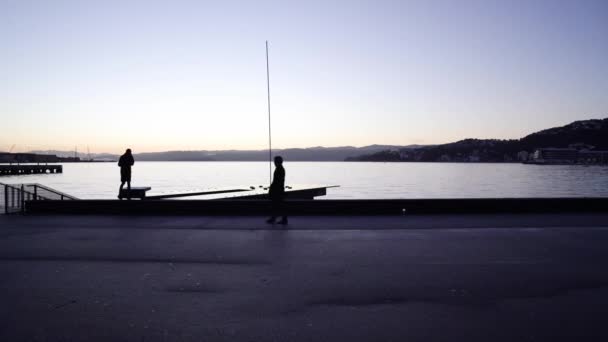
[126,181,131,200]
[277,199,288,224]
[266,198,277,223]
[119,182,125,199]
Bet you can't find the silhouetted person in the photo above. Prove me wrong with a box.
[118,149,134,200]
[267,156,288,224]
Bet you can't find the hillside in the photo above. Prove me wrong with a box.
[348,118,608,162]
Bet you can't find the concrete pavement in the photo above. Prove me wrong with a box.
[1,214,608,341]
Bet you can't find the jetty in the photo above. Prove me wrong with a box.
[0,164,62,176]
[1,183,337,214]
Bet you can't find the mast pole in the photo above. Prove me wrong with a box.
[266,41,272,185]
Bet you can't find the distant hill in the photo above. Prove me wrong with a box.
[518,119,608,150]
[29,119,608,163]
[348,118,608,162]
[30,145,421,162]
[135,145,415,161]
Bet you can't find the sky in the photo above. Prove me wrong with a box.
[1,0,607,153]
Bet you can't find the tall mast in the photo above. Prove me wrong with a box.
[266,41,272,184]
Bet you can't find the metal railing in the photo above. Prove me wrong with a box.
[0,183,78,214]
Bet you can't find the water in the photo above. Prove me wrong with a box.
[1,162,608,199]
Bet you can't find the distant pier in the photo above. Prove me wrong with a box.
[0,164,62,176]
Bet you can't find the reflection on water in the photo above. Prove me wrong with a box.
[1,162,607,199]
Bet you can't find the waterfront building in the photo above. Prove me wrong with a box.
[531,148,578,164]
[530,148,608,165]
[517,151,529,161]
[0,153,79,164]
[578,150,608,164]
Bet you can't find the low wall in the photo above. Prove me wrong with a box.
[25,198,608,216]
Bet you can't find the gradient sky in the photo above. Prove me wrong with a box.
[1,0,607,153]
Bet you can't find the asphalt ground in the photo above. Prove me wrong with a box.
[1,214,608,341]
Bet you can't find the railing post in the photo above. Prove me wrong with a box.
[4,184,7,215]
[33,185,38,201]
[21,184,25,214]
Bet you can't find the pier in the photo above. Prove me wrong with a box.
[0,164,62,176]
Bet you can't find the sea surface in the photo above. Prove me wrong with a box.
[1,162,608,199]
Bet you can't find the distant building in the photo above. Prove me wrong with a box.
[531,148,578,164]
[529,148,608,165]
[468,150,480,162]
[517,151,529,161]
[578,150,608,164]
[569,143,595,150]
[0,153,76,164]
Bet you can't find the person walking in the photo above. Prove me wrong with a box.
[266,156,288,224]
[118,148,135,199]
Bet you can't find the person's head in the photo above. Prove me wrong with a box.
[126,148,132,155]
[274,156,283,166]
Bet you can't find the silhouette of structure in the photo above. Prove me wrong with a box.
[0,164,62,176]
[117,149,134,199]
[267,156,287,224]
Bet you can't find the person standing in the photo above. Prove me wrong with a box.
[118,148,135,199]
[267,156,288,224]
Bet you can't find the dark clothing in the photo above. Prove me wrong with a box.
[269,166,285,200]
[120,168,132,182]
[268,165,287,222]
[118,154,134,182]
[270,198,285,221]
[118,154,134,168]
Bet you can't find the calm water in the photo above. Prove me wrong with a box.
[2,162,608,199]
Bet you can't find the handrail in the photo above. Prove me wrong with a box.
[1,183,77,200]
[1,182,77,214]
[24,183,79,200]
[1,182,39,198]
